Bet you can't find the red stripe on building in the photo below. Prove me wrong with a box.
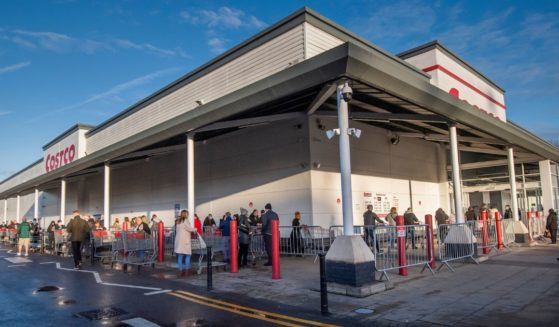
[422,64,506,110]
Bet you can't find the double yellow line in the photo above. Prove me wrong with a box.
[169,290,339,327]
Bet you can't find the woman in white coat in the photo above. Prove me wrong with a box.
[174,210,196,277]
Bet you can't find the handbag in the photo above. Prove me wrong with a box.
[197,232,207,249]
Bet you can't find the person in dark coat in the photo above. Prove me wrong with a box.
[261,203,279,266]
[66,210,90,270]
[290,211,304,256]
[503,205,513,219]
[203,214,216,227]
[546,209,558,244]
[435,208,449,226]
[465,207,477,221]
[363,205,384,252]
[238,208,251,267]
[404,208,419,249]
[248,210,260,226]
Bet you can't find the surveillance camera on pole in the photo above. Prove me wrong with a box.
[341,82,353,102]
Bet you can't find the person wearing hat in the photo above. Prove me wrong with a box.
[261,203,279,266]
[546,209,557,244]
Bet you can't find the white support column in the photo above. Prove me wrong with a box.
[521,163,529,213]
[3,199,7,223]
[507,147,520,221]
[60,179,66,224]
[34,188,40,219]
[104,163,111,230]
[337,83,354,236]
[16,195,21,223]
[449,125,465,223]
[187,133,195,216]
[538,160,554,213]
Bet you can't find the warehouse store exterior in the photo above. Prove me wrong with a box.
[1,8,558,232]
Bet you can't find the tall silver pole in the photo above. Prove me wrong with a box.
[3,199,7,223]
[60,179,66,224]
[187,133,195,216]
[337,83,354,236]
[449,125,464,223]
[104,163,111,229]
[34,188,40,219]
[507,147,520,221]
[16,195,21,223]
[521,163,528,214]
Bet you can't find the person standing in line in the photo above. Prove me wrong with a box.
[174,210,196,277]
[193,214,202,234]
[503,205,513,219]
[248,210,259,226]
[17,217,31,256]
[238,208,251,267]
[404,208,420,249]
[363,205,384,253]
[465,207,477,221]
[290,211,305,256]
[66,210,90,270]
[203,214,216,227]
[546,209,557,244]
[261,203,279,266]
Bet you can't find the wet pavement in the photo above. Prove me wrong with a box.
[1,242,558,326]
[0,247,350,326]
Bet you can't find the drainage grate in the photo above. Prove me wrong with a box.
[36,286,60,292]
[77,307,128,320]
[354,308,374,314]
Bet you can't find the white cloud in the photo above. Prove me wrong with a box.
[0,61,31,75]
[1,29,188,58]
[27,66,183,122]
[207,37,227,54]
[180,6,267,29]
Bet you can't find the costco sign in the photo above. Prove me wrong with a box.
[45,144,76,173]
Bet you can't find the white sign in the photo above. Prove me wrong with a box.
[43,126,88,173]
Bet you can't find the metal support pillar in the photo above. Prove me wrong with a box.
[60,179,66,224]
[104,163,111,230]
[521,163,529,214]
[449,125,464,223]
[3,199,6,223]
[337,83,354,236]
[16,195,21,222]
[34,188,40,219]
[507,147,520,221]
[187,133,195,216]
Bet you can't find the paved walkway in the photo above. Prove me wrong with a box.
[179,242,559,326]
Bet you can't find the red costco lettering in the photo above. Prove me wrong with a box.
[45,144,77,172]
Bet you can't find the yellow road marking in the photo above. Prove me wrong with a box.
[169,292,302,327]
[169,290,339,327]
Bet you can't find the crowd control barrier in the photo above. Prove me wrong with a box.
[373,224,434,280]
[437,221,478,272]
[279,226,329,260]
[472,216,498,255]
[502,219,515,247]
[528,212,546,241]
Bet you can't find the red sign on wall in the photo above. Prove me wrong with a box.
[45,144,76,172]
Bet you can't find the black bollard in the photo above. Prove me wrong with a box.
[90,237,95,265]
[319,253,329,316]
[207,246,213,290]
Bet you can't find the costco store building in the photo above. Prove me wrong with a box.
[1,8,559,230]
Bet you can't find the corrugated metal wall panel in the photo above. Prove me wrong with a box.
[304,22,344,59]
[87,24,305,153]
[0,162,44,194]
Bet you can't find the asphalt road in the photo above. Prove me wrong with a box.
[0,247,352,327]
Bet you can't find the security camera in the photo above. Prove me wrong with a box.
[341,83,353,102]
[390,134,400,145]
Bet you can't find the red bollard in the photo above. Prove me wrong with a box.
[495,211,504,250]
[526,211,533,241]
[230,219,238,273]
[396,215,408,276]
[158,221,164,263]
[424,214,436,269]
[481,211,489,255]
[536,211,542,218]
[271,219,281,279]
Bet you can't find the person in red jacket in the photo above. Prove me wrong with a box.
[193,214,202,234]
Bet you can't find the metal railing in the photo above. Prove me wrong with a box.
[472,219,498,254]
[373,225,434,280]
[437,222,478,272]
[279,226,328,260]
[502,219,515,246]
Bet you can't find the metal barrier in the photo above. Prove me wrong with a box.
[437,222,478,272]
[279,226,328,259]
[373,224,434,280]
[529,215,546,241]
[54,229,70,256]
[502,219,515,247]
[472,218,498,254]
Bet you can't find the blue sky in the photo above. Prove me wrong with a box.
[0,0,558,180]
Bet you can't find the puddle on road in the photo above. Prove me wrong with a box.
[35,286,61,293]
